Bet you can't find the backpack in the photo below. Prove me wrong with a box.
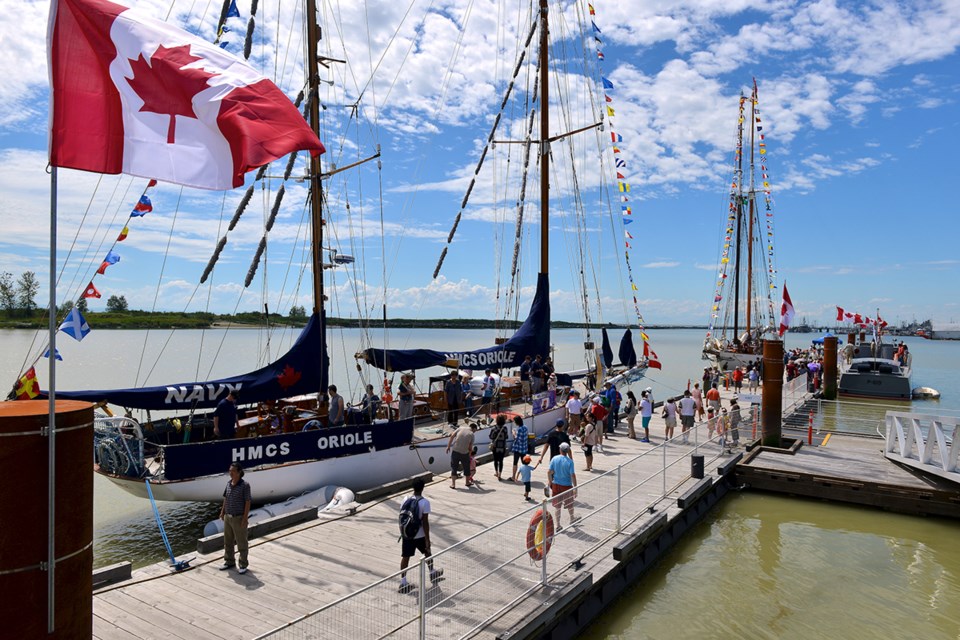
[398,496,422,540]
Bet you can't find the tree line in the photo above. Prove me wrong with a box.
[0,270,130,319]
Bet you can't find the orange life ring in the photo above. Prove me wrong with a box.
[526,508,554,561]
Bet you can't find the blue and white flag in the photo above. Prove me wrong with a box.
[59,308,91,342]
[43,347,63,361]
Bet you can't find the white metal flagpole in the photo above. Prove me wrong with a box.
[47,165,58,633]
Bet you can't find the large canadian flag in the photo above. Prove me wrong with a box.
[48,0,324,190]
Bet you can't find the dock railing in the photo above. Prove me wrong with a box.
[884,411,959,481]
[254,416,737,640]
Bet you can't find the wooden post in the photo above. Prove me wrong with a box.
[0,400,94,638]
[761,339,784,447]
[822,336,838,400]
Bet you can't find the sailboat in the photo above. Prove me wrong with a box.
[23,0,648,503]
[702,80,779,371]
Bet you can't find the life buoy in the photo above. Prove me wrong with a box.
[526,508,554,561]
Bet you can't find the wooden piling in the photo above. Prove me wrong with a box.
[0,400,94,639]
[761,339,784,447]
[822,336,838,400]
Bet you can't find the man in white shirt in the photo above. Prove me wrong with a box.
[678,389,697,445]
[565,391,583,437]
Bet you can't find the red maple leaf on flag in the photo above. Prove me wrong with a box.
[126,45,217,144]
[277,364,302,390]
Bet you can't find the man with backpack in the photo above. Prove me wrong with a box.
[398,478,442,593]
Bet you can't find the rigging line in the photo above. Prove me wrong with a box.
[434,16,540,280]
[347,0,435,114]
[196,191,229,381]
[60,175,131,301]
[135,186,187,387]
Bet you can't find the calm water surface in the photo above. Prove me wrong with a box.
[586,493,960,639]
[1,329,957,574]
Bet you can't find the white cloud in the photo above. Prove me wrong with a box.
[642,261,680,268]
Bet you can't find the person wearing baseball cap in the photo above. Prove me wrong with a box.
[547,441,578,528]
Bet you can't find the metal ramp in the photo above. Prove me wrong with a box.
[885,411,960,484]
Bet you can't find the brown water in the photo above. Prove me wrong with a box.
[586,492,960,639]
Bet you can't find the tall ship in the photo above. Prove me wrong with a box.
[16,0,651,502]
[703,80,780,370]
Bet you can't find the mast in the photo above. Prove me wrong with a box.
[745,80,757,343]
[732,96,745,345]
[305,0,327,394]
[539,0,549,276]
[305,0,323,315]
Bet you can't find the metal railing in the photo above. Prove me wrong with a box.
[254,415,740,640]
[884,411,959,480]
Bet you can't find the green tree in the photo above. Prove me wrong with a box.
[289,304,307,319]
[106,295,128,313]
[58,300,74,315]
[16,271,39,315]
[76,298,88,313]
[0,271,14,317]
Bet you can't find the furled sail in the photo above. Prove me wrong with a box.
[358,273,551,372]
[618,329,637,367]
[50,312,328,410]
[601,328,614,368]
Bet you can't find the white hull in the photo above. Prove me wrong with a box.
[703,348,762,371]
[99,405,567,502]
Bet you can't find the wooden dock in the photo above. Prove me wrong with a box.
[91,387,960,639]
[93,390,737,640]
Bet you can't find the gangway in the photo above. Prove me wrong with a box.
[884,411,960,484]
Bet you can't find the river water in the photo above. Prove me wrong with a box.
[0,327,960,592]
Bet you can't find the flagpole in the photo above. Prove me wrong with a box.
[47,166,58,633]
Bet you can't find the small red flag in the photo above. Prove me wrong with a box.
[83,281,102,299]
[836,306,844,322]
[147,179,157,188]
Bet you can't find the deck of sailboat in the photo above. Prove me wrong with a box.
[91,387,738,640]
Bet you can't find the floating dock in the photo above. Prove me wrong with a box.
[91,388,960,639]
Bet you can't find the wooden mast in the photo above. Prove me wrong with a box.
[305,0,327,396]
[745,80,757,344]
[732,95,745,345]
[305,0,324,316]
[539,0,549,276]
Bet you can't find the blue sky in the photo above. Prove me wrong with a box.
[2,0,959,328]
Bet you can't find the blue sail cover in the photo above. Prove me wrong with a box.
[618,328,637,367]
[601,328,614,368]
[360,273,551,371]
[50,312,328,411]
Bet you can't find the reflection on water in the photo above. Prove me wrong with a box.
[586,493,960,639]
[93,474,220,569]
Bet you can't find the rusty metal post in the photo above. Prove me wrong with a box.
[761,339,784,447]
[822,336,838,400]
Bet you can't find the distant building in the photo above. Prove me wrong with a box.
[928,322,960,340]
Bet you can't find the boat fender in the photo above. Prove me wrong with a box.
[302,420,322,431]
[526,508,554,561]
[319,487,356,512]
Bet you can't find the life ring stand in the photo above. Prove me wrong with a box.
[526,508,554,561]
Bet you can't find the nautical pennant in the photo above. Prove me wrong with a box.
[83,281,102,299]
[130,195,152,217]
[43,347,63,361]
[117,226,129,241]
[59,308,91,342]
[97,250,120,275]
[16,367,40,400]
